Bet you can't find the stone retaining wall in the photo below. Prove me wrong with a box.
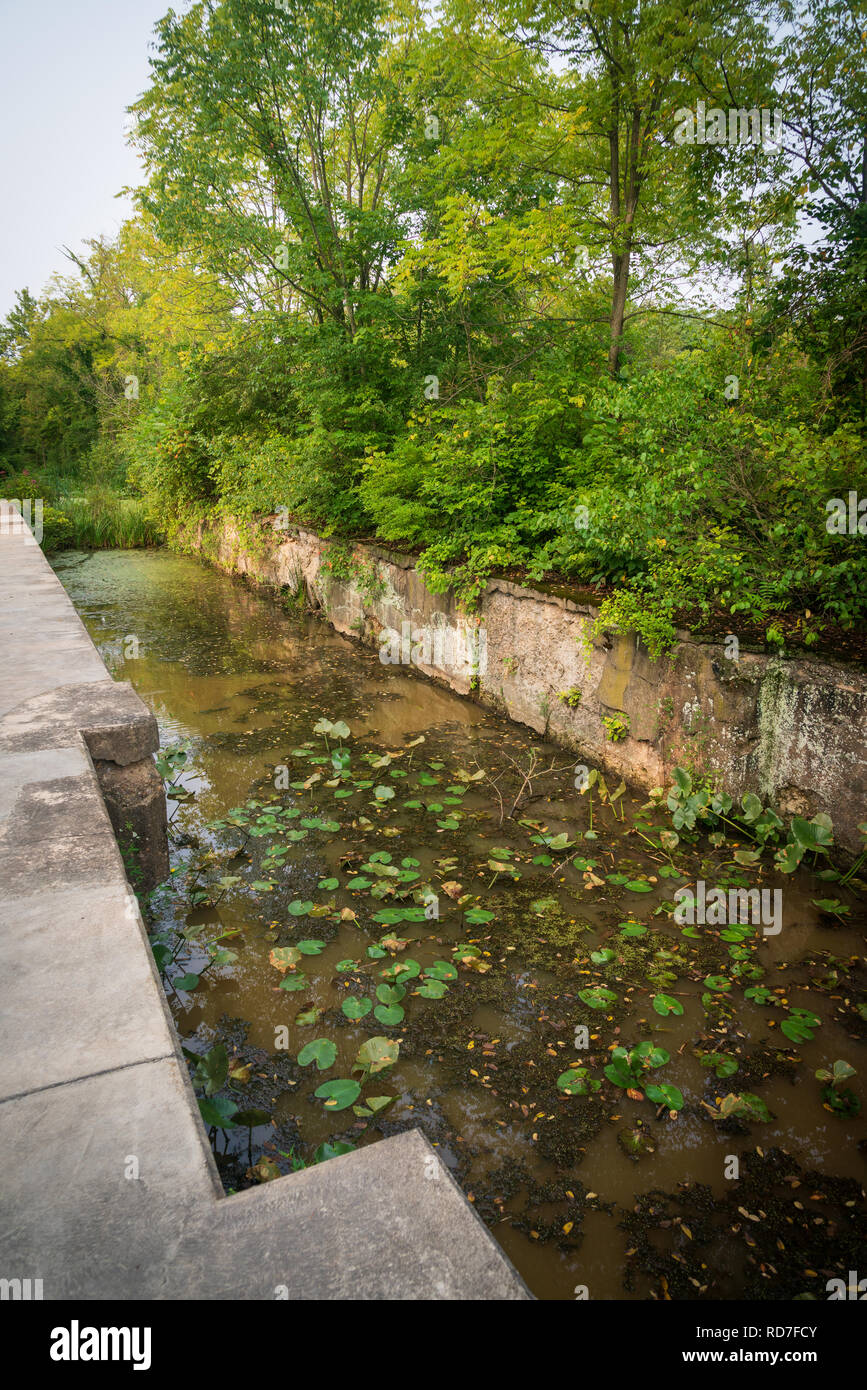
[195,516,867,857]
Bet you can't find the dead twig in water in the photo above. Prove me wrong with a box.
[472,749,575,826]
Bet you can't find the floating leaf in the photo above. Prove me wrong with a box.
[374,1003,405,1026]
[198,1095,239,1129]
[278,972,308,991]
[342,996,372,1020]
[700,1053,738,1078]
[716,1092,773,1122]
[416,979,448,999]
[744,986,774,1004]
[298,1038,338,1071]
[376,982,406,1005]
[380,934,409,953]
[781,1012,820,1043]
[386,958,421,982]
[652,994,684,1017]
[194,1043,228,1096]
[313,1140,355,1162]
[645,1083,684,1111]
[354,1036,400,1076]
[424,961,458,982]
[361,1095,393,1114]
[811,898,850,916]
[557,1068,600,1096]
[270,947,302,972]
[295,1006,322,1027]
[314,1078,361,1111]
[579,985,617,1010]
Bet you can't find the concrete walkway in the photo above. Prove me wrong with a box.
[0,508,530,1300]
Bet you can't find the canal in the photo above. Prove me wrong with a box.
[54,547,866,1301]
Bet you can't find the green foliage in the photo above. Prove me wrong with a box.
[650,767,844,878]
[0,0,864,639]
[557,686,582,708]
[39,507,76,552]
[594,590,678,662]
[54,491,163,549]
[711,1092,774,1123]
[601,712,630,743]
[815,1060,860,1116]
[604,1042,670,1089]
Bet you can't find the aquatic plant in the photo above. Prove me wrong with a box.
[815,1061,859,1116]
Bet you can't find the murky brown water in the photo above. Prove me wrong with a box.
[55,548,866,1301]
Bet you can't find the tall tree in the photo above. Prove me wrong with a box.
[131,0,421,332]
[446,0,781,373]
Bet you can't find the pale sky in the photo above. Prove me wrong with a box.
[0,0,172,317]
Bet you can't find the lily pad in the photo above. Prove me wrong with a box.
[298,1039,338,1071]
[341,996,372,1020]
[314,1078,361,1111]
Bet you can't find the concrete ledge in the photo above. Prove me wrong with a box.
[0,512,531,1300]
[0,681,160,765]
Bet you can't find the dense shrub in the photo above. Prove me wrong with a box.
[39,506,76,552]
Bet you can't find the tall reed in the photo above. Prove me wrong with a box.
[54,490,164,549]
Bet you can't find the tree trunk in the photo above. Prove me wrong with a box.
[608,247,631,375]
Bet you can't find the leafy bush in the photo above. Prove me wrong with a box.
[39,506,75,552]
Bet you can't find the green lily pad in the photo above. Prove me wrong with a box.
[341,996,372,1020]
[314,1078,361,1111]
[374,1003,405,1026]
[297,1038,338,1071]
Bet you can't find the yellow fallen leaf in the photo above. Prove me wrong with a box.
[563,1222,573,1235]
